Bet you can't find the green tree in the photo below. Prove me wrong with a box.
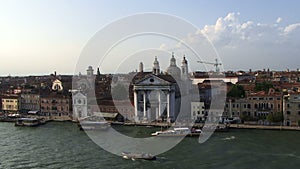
[227,84,245,98]
[267,112,283,123]
[254,82,274,92]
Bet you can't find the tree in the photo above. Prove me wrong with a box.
[227,84,245,98]
[254,82,274,92]
[267,112,283,123]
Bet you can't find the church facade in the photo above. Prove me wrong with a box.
[133,53,192,123]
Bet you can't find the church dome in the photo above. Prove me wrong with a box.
[166,53,181,79]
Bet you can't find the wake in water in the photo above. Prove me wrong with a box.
[222,136,236,141]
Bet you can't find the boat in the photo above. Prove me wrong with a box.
[78,121,110,130]
[15,118,40,127]
[151,127,202,137]
[121,152,156,160]
[202,125,229,132]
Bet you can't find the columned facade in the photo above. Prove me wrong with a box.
[133,75,176,123]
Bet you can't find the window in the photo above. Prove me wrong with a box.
[277,97,281,100]
[269,98,273,100]
[287,104,290,108]
[298,111,300,115]
[247,104,251,109]
[232,104,235,108]
[287,111,291,115]
[237,104,239,108]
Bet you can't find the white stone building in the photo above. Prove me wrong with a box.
[133,54,193,123]
[72,91,88,121]
[191,101,205,122]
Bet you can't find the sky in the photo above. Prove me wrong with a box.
[1,0,300,76]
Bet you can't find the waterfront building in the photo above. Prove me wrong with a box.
[283,93,300,126]
[223,98,247,121]
[224,88,282,124]
[246,89,282,119]
[133,57,176,122]
[40,93,72,121]
[133,54,192,123]
[1,95,20,113]
[133,73,177,122]
[20,93,40,113]
[72,91,88,121]
[191,101,205,122]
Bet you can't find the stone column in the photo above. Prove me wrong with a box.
[134,90,138,121]
[158,91,161,117]
[143,91,147,119]
[167,91,170,121]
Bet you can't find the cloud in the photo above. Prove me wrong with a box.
[191,13,300,70]
[276,17,282,23]
[159,12,300,71]
[284,23,300,35]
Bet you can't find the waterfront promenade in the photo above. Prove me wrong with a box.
[229,124,300,131]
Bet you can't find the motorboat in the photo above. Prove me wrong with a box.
[122,152,156,160]
[15,118,40,127]
[78,121,110,130]
[151,127,202,137]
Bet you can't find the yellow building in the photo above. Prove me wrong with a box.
[2,95,20,112]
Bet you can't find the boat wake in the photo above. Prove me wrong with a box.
[222,136,236,141]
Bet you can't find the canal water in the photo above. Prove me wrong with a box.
[0,122,300,169]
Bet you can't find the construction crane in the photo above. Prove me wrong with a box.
[197,58,222,73]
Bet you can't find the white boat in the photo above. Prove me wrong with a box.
[78,121,110,130]
[122,152,156,160]
[151,127,202,137]
[15,118,40,127]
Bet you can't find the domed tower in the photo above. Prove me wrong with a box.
[181,56,188,81]
[166,52,181,79]
[152,56,160,75]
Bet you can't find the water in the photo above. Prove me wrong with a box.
[1,122,300,169]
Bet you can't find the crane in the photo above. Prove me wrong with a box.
[197,58,222,73]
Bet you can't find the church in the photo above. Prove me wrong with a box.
[133,53,192,123]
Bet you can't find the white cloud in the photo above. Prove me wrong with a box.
[276,17,282,23]
[159,12,300,71]
[191,13,300,70]
[284,23,300,35]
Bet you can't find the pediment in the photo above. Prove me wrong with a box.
[73,92,86,99]
[135,74,171,86]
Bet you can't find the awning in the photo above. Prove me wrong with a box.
[93,112,118,118]
[28,111,39,114]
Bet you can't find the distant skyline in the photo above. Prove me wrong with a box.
[1,0,300,76]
